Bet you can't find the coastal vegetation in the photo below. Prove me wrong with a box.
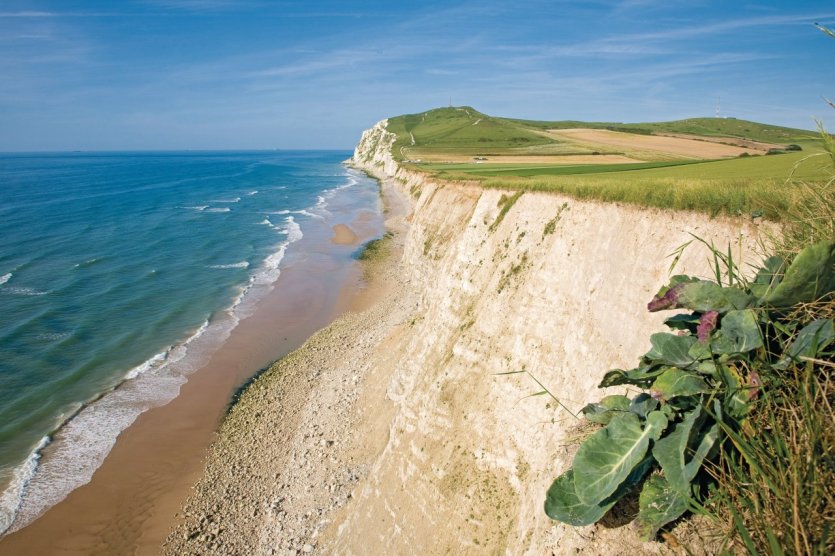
[386,103,833,552]
[544,234,834,551]
[388,106,828,219]
[357,231,394,261]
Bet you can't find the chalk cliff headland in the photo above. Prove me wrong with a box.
[164,118,763,555]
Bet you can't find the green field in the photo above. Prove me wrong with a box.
[386,107,553,159]
[423,159,709,177]
[386,106,830,218]
[499,115,817,145]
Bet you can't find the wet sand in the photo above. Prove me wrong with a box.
[330,223,358,245]
[0,188,384,555]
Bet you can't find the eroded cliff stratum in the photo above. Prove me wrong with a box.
[334,119,763,554]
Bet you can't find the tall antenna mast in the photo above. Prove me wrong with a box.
[449,96,452,108]
[715,96,721,118]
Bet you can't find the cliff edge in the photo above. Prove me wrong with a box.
[336,119,763,553]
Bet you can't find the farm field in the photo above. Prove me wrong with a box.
[389,106,829,218]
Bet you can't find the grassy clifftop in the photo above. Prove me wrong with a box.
[500,115,818,144]
[386,107,553,159]
[381,106,829,219]
[387,106,818,161]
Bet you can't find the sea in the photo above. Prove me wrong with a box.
[0,150,379,535]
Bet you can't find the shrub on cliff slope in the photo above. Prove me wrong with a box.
[545,240,834,552]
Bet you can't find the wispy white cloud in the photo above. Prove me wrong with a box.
[0,11,58,17]
[608,12,835,43]
[141,0,259,11]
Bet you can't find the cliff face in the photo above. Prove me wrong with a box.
[338,121,764,553]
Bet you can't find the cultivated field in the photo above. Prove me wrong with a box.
[387,106,828,218]
[545,128,778,159]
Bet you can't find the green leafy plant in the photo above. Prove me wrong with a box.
[544,239,835,542]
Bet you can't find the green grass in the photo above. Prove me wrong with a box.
[357,231,394,261]
[464,146,831,219]
[387,107,553,160]
[498,116,819,144]
[385,106,831,218]
[489,191,523,232]
[422,159,708,178]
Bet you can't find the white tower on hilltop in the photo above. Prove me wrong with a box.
[715,96,721,118]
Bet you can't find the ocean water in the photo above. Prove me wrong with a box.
[0,150,378,534]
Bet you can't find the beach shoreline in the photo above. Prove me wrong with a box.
[0,168,388,555]
[162,175,412,554]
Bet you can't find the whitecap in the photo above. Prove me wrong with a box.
[0,436,49,535]
[246,190,258,196]
[283,216,303,243]
[73,258,100,269]
[209,197,240,203]
[124,321,209,380]
[252,216,304,286]
[259,218,285,232]
[208,262,250,269]
[204,207,231,213]
[182,205,208,211]
[36,332,72,342]
[2,287,49,297]
[293,209,324,220]
[0,273,11,286]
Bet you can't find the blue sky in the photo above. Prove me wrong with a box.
[1,0,834,150]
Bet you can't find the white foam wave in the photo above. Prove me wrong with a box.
[337,175,359,190]
[266,209,291,215]
[208,262,250,269]
[5,319,217,533]
[209,197,240,203]
[123,350,167,381]
[124,320,209,380]
[205,207,231,213]
[284,216,303,243]
[293,209,323,220]
[0,273,11,286]
[36,332,72,342]
[182,205,208,211]
[73,258,100,269]
[246,190,258,196]
[2,287,49,297]
[252,216,304,286]
[0,436,49,535]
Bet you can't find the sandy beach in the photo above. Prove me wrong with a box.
[0,175,388,556]
[330,223,359,245]
[163,178,412,554]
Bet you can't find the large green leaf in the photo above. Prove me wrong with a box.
[678,281,755,312]
[687,339,712,362]
[749,255,787,299]
[710,309,763,355]
[716,365,750,420]
[650,369,711,401]
[763,240,835,307]
[545,458,656,526]
[544,470,619,526]
[652,406,720,496]
[574,412,667,505]
[635,474,691,541]
[664,313,701,332]
[598,365,665,388]
[581,395,631,424]
[786,319,834,360]
[628,393,659,418]
[645,333,698,368]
